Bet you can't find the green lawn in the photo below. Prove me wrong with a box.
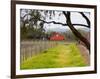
[20,43,87,70]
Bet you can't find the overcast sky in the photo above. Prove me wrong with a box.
[21,9,90,32]
[43,11,90,32]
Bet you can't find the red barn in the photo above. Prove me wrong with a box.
[50,32,65,41]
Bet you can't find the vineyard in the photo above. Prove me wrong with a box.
[20,40,67,63]
[20,40,88,69]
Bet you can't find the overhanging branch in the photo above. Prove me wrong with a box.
[39,19,66,26]
[79,12,90,28]
[39,19,90,28]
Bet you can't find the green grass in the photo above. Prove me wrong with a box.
[20,43,87,70]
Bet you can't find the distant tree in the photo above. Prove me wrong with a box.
[20,9,46,40]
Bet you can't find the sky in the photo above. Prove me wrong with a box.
[43,11,90,32]
[21,9,90,32]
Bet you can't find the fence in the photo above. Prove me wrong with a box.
[20,40,59,63]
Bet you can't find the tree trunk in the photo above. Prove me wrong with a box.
[63,11,90,53]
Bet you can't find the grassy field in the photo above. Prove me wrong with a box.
[20,43,87,69]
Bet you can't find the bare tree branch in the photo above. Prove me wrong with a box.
[79,12,90,28]
[39,19,90,28]
[39,19,66,26]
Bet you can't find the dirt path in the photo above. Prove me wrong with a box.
[77,44,90,65]
[57,48,70,67]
